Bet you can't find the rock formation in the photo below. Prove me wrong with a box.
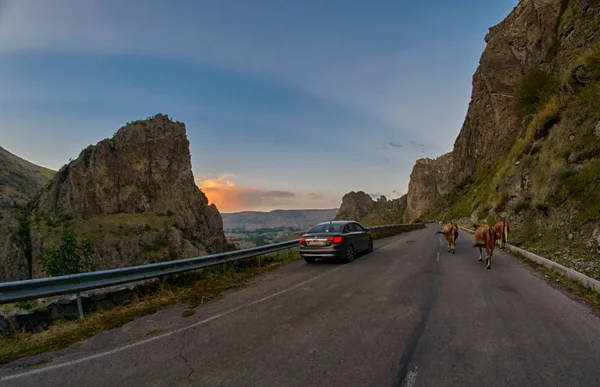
[1,114,232,282]
[334,191,377,221]
[403,152,453,222]
[335,191,408,226]
[404,0,600,218]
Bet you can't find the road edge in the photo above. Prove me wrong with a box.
[455,225,600,294]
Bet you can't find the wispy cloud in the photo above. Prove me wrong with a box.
[305,192,323,200]
[388,142,403,148]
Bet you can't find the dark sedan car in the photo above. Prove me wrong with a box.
[299,220,373,263]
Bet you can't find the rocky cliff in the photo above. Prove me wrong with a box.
[334,191,408,226]
[1,114,231,281]
[406,0,600,279]
[403,152,453,222]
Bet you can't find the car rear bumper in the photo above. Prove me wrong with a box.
[299,248,343,259]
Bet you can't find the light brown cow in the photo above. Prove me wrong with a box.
[472,224,498,269]
[436,222,459,254]
[494,219,510,250]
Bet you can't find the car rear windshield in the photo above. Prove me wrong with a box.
[308,223,343,233]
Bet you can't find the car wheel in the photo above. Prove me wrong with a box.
[304,256,315,263]
[344,245,355,263]
[367,238,374,253]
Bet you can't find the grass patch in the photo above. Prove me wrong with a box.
[181,309,195,318]
[555,159,600,224]
[146,327,163,336]
[31,357,54,366]
[0,248,301,365]
[533,199,550,215]
[514,66,559,120]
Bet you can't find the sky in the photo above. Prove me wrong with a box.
[0,0,518,213]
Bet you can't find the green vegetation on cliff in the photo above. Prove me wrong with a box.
[427,44,600,279]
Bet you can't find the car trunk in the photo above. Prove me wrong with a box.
[300,233,342,248]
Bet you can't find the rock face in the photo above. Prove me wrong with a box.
[404,152,453,222]
[404,0,600,218]
[451,0,562,183]
[334,191,408,226]
[33,115,202,219]
[1,114,231,282]
[334,191,377,221]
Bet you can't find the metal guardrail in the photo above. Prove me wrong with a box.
[0,223,425,313]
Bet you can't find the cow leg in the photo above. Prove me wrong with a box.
[447,241,450,252]
[486,247,492,269]
[478,247,483,261]
[451,240,455,254]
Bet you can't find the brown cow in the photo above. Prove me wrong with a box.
[472,224,498,269]
[494,219,510,250]
[436,222,459,253]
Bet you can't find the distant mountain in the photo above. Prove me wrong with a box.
[0,146,55,208]
[222,209,339,231]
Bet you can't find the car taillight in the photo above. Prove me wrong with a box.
[299,237,306,245]
[327,236,343,244]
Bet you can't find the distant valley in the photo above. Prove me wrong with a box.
[222,209,338,248]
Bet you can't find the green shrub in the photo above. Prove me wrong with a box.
[9,209,33,279]
[508,197,530,213]
[556,163,575,181]
[45,218,58,227]
[37,227,95,277]
[515,67,559,119]
[533,200,550,215]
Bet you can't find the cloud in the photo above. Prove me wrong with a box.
[376,144,389,150]
[0,0,474,154]
[369,193,385,199]
[305,192,323,200]
[198,175,338,212]
[388,142,402,148]
[383,157,392,164]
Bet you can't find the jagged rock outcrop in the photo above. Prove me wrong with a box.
[33,115,203,219]
[334,191,376,221]
[403,152,453,222]
[451,0,563,183]
[335,191,408,226]
[1,114,232,282]
[405,0,600,218]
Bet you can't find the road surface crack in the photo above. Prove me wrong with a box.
[178,341,195,386]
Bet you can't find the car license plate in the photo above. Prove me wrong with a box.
[309,240,325,246]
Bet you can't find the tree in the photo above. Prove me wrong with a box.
[38,226,95,277]
[9,209,33,279]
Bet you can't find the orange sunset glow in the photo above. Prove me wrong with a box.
[197,176,338,213]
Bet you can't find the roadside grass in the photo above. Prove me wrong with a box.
[0,249,301,365]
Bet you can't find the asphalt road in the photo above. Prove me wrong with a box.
[2,225,600,387]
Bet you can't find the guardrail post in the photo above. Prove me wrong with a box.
[258,255,261,269]
[76,292,84,319]
[286,249,289,260]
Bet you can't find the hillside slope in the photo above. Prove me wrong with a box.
[0,146,55,208]
[406,0,600,280]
